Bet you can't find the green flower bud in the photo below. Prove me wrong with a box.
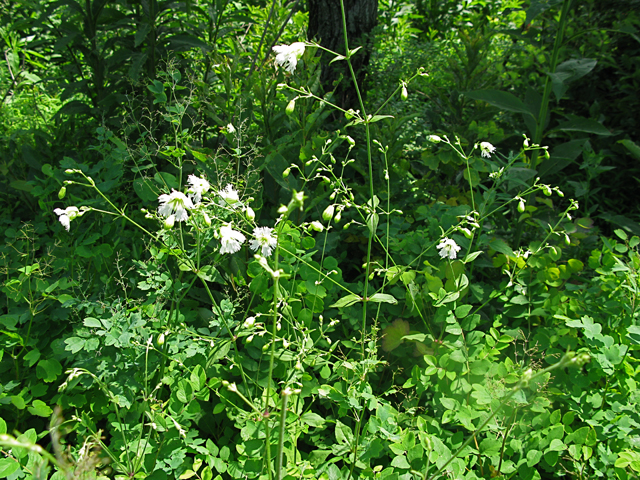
[158,333,165,345]
[245,207,255,222]
[310,221,324,232]
[203,212,212,226]
[401,85,408,101]
[565,234,571,246]
[334,210,342,223]
[286,99,296,115]
[518,199,526,213]
[282,167,291,178]
[164,214,175,230]
[58,186,66,199]
[322,205,335,222]
[543,185,552,196]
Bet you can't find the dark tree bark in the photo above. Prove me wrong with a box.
[307,0,377,110]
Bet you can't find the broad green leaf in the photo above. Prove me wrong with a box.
[0,458,19,478]
[465,89,536,117]
[301,412,325,427]
[28,400,53,418]
[381,319,410,352]
[619,139,640,160]
[555,115,612,136]
[36,358,62,382]
[368,293,397,304]
[329,294,361,308]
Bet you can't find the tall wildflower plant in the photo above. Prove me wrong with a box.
[44,8,592,480]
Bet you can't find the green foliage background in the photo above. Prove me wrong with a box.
[1,0,640,479]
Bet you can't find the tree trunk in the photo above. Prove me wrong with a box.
[307,0,377,110]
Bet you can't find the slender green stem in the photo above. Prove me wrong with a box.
[275,392,290,480]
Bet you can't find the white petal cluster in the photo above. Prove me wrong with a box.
[158,190,194,222]
[272,42,305,73]
[480,142,497,158]
[54,206,84,231]
[249,227,277,257]
[437,237,461,260]
[219,225,246,254]
[187,175,210,203]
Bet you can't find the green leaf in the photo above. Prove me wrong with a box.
[28,400,53,418]
[455,304,473,318]
[526,449,543,467]
[390,455,411,469]
[548,439,566,451]
[36,358,62,382]
[190,365,206,391]
[301,412,326,427]
[369,293,397,304]
[329,294,361,308]
[619,139,640,161]
[368,115,394,123]
[627,326,640,345]
[24,348,40,367]
[465,89,536,117]
[0,458,20,478]
[83,317,102,328]
[65,337,86,354]
[555,115,612,136]
[490,238,515,258]
[381,319,410,352]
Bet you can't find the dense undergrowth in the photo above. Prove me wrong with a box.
[1,0,640,479]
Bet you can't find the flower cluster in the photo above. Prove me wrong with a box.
[437,237,461,260]
[272,42,305,73]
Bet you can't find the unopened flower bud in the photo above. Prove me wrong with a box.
[65,169,75,174]
[544,149,550,159]
[322,205,335,222]
[203,212,212,226]
[401,85,408,101]
[310,221,324,232]
[346,136,355,147]
[543,185,552,196]
[565,234,571,246]
[164,214,176,230]
[556,189,564,197]
[334,210,342,223]
[282,167,291,178]
[286,99,296,115]
[58,186,66,199]
[158,333,165,345]
[428,135,442,143]
[518,199,526,213]
[245,207,255,222]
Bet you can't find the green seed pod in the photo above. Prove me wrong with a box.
[58,186,67,199]
[517,199,526,213]
[282,167,291,179]
[334,210,342,223]
[401,85,408,101]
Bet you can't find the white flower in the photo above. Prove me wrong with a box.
[218,184,242,209]
[480,142,496,158]
[187,175,210,203]
[437,237,461,260]
[250,227,278,257]
[158,190,194,222]
[219,225,246,254]
[226,123,236,134]
[272,42,305,73]
[54,206,83,231]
